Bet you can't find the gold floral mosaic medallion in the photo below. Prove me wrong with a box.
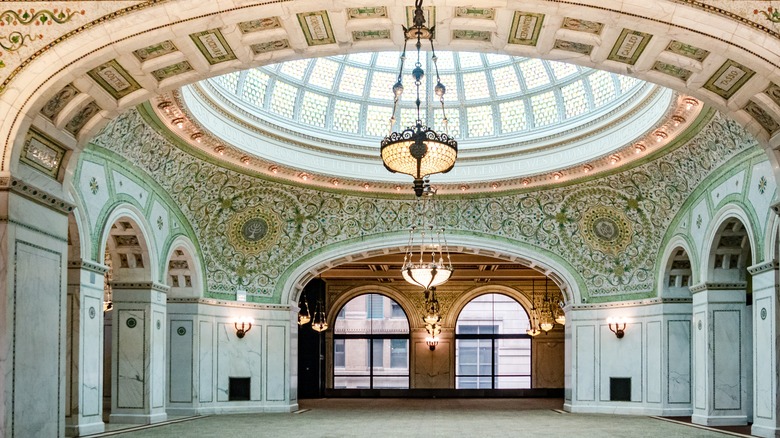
[227,208,281,255]
[579,206,633,256]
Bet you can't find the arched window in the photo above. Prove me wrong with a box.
[455,293,531,389]
[333,293,410,389]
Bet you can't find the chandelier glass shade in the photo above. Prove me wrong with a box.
[311,300,328,332]
[297,297,311,325]
[380,0,457,197]
[401,187,453,289]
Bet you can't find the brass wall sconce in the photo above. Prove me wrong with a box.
[234,317,254,339]
[607,317,627,339]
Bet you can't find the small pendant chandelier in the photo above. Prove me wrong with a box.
[539,279,555,333]
[297,296,311,325]
[423,288,442,350]
[380,0,458,197]
[311,300,329,332]
[401,183,453,289]
[526,279,541,337]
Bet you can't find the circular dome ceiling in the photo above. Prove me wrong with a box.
[176,51,686,188]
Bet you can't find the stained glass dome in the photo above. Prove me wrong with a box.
[181,51,674,184]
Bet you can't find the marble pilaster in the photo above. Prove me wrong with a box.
[65,260,108,436]
[0,186,70,437]
[748,261,780,437]
[690,283,750,426]
[109,283,168,424]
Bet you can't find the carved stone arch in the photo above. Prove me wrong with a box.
[703,204,757,283]
[282,232,582,307]
[162,235,203,299]
[327,284,415,329]
[444,284,533,328]
[658,236,696,299]
[98,204,158,283]
[7,0,780,186]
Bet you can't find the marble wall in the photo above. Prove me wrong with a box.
[1,193,69,437]
[691,287,750,426]
[166,301,297,415]
[65,262,107,436]
[565,301,693,415]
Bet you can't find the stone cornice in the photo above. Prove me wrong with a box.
[110,281,170,293]
[0,177,74,214]
[167,297,290,311]
[68,259,109,274]
[571,297,692,310]
[689,282,747,293]
[748,259,779,275]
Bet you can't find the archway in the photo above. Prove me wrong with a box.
[7,1,780,195]
[692,211,755,426]
[98,207,168,425]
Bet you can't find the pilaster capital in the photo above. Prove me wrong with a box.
[689,281,747,293]
[748,259,779,275]
[68,259,109,274]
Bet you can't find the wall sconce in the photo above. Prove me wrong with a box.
[234,317,254,339]
[425,335,439,351]
[607,316,627,339]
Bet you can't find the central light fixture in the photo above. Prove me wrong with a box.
[401,183,453,289]
[380,0,457,197]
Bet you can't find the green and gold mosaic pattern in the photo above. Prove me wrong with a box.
[82,104,760,303]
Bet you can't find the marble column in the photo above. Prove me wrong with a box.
[65,260,108,436]
[691,283,750,426]
[109,282,168,424]
[749,260,780,437]
[0,182,71,437]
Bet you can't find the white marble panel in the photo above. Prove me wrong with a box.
[266,325,286,401]
[216,322,263,401]
[747,160,774,232]
[79,160,109,228]
[694,310,706,410]
[151,310,165,409]
[117,309,145,409]
[691,199,710,258]
[199,320,214,403]
[113,170,149,208]
[150,200,169,251]
[576,325,595,401]
[13,242,62,437]
[754,295,774,420]
[600,322,642,402]
[710,170,745,207]
[646,321,662,403]
[170,320,194,403]
[82,294,103,417]
[290,316,298,402]
[414,338,451,389]
[713,309,742,411]
[667,320,692,404]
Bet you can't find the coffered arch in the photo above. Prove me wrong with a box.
[10,0,780,189]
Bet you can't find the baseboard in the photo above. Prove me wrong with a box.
[691,413,747,426]
[751,422,780,438]
[109,412,168,425]
[65,420,105,436]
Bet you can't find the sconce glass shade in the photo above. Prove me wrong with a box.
[607,316,627,339]
[554,314,566,325]
[526,327,541,337]
[540,320,554,333]
[425,335,439,351]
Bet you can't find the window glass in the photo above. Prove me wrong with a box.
[333,294,409,389]
[455,294,531,389]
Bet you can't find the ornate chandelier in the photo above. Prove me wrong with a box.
[380,0,458,197]
[401,183,453,289]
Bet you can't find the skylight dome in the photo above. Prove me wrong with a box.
[208,51,643,143]
[180,51,675,185]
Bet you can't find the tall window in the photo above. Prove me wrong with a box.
[455,293,531,389]
[333,293,410,389]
